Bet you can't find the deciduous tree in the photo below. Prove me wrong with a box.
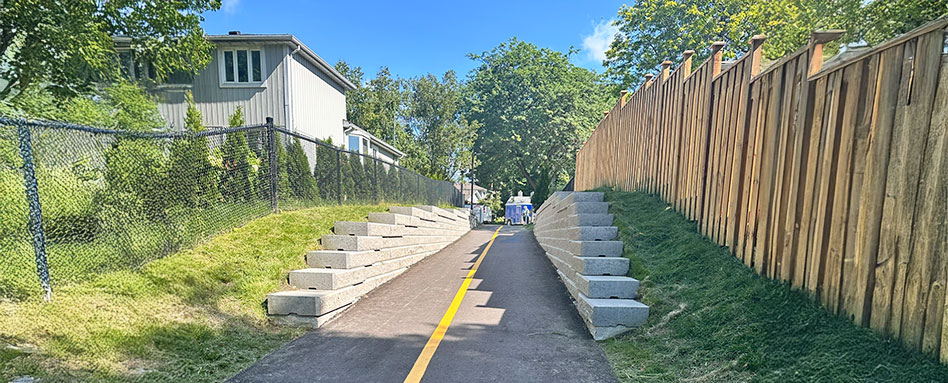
[603,0,946,89]
[0,0,220,100]
[464,38,612,206]
[406,71,475,181]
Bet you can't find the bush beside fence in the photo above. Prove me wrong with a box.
[574,19,948,360]
[0,116,462,300]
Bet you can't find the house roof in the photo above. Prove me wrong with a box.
[343,121,406,158]
[506,196,532,205]
[457,183,488,193]
[206,34,357,91]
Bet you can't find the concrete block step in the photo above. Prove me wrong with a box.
[369,212,468,231]
[308,242,452,269]
[535,214,614,231]
[449,207,472,221]
[419,205,467,223]
[535,193,608,224]
[533,226,618,241]
[368,212,439,228]
[577,294,649,329]
[535,192,569,216]
[333,221,467,237]
[556,269,648,340]
[268,268,406,317]
[389,206,469,229]
[545,250,637,298]
[534,237,623,258]
[321,234,460,251]
[269,301,352,328]
[554,202,609,216]
[541,243,629,276]
[290,251,432,290]
[577,275,639,299]
[560,192,605,205]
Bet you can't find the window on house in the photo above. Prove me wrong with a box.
[348,136,360,152]
[118,50,192,85]
[362,138,369,155]
[222,48,263,85]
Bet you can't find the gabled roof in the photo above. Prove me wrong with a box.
[457,183,488,193]
[206,34,356,91]
[343,121,405,158]
[114,34,357,91]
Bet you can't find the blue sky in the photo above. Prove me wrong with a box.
[202,0,627,81]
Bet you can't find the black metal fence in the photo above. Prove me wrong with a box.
[0,116,462,300]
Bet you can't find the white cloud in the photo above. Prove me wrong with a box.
[582,20,619,63]
[222,0,240,14]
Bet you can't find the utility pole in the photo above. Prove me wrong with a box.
[470,147,476,222]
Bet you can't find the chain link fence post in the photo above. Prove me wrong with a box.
[266,117,279,213]
[16,123,52,302]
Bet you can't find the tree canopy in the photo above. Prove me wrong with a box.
[335,62,476,181]
[333,63,404,144]
[463,38,613,205]
[604,0,948,88]
[406,71,476,181]
[0,0,220,101]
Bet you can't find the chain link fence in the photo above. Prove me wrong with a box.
[0,116,462,300]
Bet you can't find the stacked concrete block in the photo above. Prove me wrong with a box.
[268,205,472,326]
[534,191,649,340]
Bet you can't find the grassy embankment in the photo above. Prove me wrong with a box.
[601,190,948,382]
[0,204,389,382]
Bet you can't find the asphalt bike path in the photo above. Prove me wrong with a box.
[231,225,617,383]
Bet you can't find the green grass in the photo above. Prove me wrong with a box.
[0,201,272,298]
[600,190,948,382]
[0,204,389,382]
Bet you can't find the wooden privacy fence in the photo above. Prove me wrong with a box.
[575,18,948,360]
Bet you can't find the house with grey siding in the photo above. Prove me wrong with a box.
[115,32,358,147]
[344,121,405,164]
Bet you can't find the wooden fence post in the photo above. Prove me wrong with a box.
[807,30,845,77]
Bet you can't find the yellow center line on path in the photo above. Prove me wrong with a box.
[404,225,504,383]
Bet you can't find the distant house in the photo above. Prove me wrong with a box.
[456,182,489,205]
[114,31,401,164]
[344,121,405,164]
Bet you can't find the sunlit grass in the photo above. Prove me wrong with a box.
[600,190,948,382]
[0,204,388,382]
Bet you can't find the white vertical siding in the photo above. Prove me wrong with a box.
[288,54,347,145]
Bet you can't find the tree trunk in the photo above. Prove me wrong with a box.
[516,158,537,190]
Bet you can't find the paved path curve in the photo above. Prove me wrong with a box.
[231,225,618,383]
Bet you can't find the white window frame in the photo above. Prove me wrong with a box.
[348,135,361,152]
[219,47,266,87]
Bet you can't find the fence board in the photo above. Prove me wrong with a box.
[839,54,880,319]
[737,79,760,264]
[824,61,866,313]
[720,62,744,247]
[768,57,795,278]
[896,31,944,351]
[917,57,947,356]
[777,53,809,284]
